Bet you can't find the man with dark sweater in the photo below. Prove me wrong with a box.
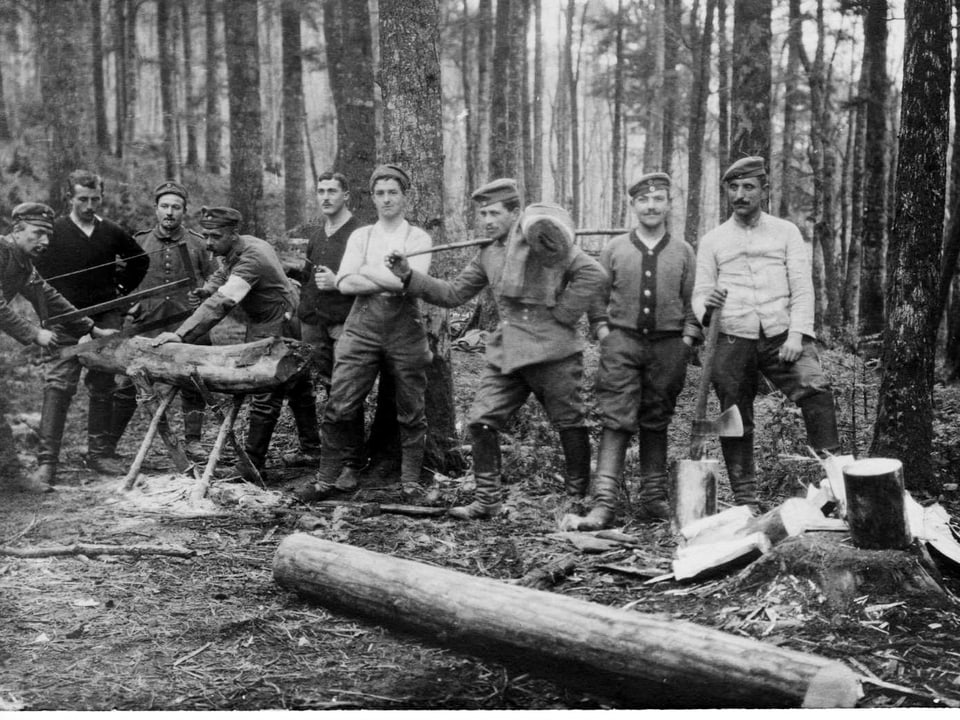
[34,170,148,482]
[571,172,700,529]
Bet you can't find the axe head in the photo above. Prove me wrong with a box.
[692,405,744,439]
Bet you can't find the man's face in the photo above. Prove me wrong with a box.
[726,177,767,221]
[317,180,348,218]
[14,224,50,259]
[372,179,406,221]
[69,185,102,223]
[203,228,235,256]
[631,189,671,231]
[156,194,185,233]
[477,202,519,240]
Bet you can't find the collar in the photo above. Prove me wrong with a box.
[630,229,670,255]
[324,211,353,236]
[222,234,246,264]
[154,224,185,243]
[732,209,765,230]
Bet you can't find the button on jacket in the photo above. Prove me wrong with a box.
[132,225,213,328]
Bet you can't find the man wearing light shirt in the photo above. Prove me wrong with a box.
[301,164,433,501]
[692,156,839,513]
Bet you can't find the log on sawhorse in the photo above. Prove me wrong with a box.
[273,534,862,708]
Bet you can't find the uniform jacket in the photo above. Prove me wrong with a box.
[406,237,606,374]
[291,214,360,325]
[0,237,92,344]
[596,231,701,342]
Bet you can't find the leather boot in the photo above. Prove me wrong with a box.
[721,435,760,514]
[559,427,591,498]
[573,428,629,530]
[449,424,502,520]
[87,395,127,474]
[243,415,276,474]
[399,438,427,501]
[289,374,322,461]
[105,383,139,457]
[636,429,671,521]
[298,419,354,502]
[34,388,71,485]
[799,391,841,455]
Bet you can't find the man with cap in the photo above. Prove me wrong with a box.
[299,164,433,501]
[692,156,839,514]
[153,206,321,479]
[34,169,149,481]
[105,181,215,462]
[568,172,700,530]
[283,171,364,470]
[384,179,606,521]
[0,203,117,492]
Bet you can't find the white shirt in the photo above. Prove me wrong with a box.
[337,219,432,294]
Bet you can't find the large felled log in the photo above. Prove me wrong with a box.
[273,533,860,708]
[843,458,912,550]
[70,336,312,393]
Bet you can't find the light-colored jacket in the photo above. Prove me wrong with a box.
[692,212,815,339]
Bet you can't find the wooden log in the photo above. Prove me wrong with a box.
[672,532,772,581]
[273,534,861,708]
[842,458,912,550]
[516,554,577,590]
[671,458,719,532]
[70,336,311,394]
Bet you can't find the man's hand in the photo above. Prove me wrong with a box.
[90,326,119,339]
[384,251,411,280]
[151,332,183,347]
[703,286,728,325]
[34,328,58,348]
[187,288,211,308]
[314,265,338,291]
[779,332,803,363]
[595,324,610,342]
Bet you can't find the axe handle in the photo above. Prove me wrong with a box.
[691,305,722,433]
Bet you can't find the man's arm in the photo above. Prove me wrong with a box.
[680,244,703,343]
[588,244,614,339]
[552,251,607,327]
[114,225,150,294]
[781,223,814,361]
[691,234,719,324]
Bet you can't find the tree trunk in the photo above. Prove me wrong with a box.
[553,3,570,205]
[843,59,867,334]
[72,336,311,393]
[181,0,199,170]
[224,0,265,236]
[204,0,222,174]
[939,0,960,342]
[661,0,680,176]
[158,0,179,181]
[476,0,492,187]
[610,0,625,227]
[859,0,889,335]
[37,0,93,210]
[323,0,377,221]
[273,534,861,708]
[643,0,665,171]
[716,0,729,209]
[568,0,584,224]
[684,0,715,248]
[778,0,801,221]
[843,458,912,550]
[124,0,138,154]
[530,0,543,203]
[281,1,305,231]
[91,0,109,152]
[461,0,476,206]
[112,0,126,156]
[378,0,466,476]
[489,0,525,188]
[521,1,533,204]
[869,0,951,493]
[730,0,771,165]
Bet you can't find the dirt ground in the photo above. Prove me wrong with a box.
[4,319,960,710]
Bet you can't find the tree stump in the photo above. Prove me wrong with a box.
[843,458,912,549]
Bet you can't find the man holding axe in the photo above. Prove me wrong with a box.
[693,156,840,514]
[567,172,701,530]
[385,179,606,520]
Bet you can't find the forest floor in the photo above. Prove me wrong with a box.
[3,313,960,711]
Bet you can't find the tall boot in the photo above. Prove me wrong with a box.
[287,374,322,464]
[298,418,354,502]
[399,436,426,500]
[559,427,591,498]
[449,424,502,520]
[720,435,759,514]
[243,414,277,473]
[573,428,630,530]
[87,395,127,474]
[636,429,671,521]
[30,388,72,488]
[799,391,841,456]
[104,383,139,457]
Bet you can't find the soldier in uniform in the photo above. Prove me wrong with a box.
[153,207,320,478]
[693,156,840,513]
[574,172,700,530]
[105,181,215,461]
[0,203,117,492]
[34,170,148,482]
[385,179,607,521]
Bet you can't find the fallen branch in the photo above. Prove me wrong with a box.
[0,542,195,559]
[311,500,446,518]
[516,554,577,589]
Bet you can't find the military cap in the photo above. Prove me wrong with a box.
[628,172,671,199]
[369,164,410,192]
[198,206,242,230]
[722,156,767,183]
[471,178,520,208]
[154,180,188,203]
[12,202,55,232]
